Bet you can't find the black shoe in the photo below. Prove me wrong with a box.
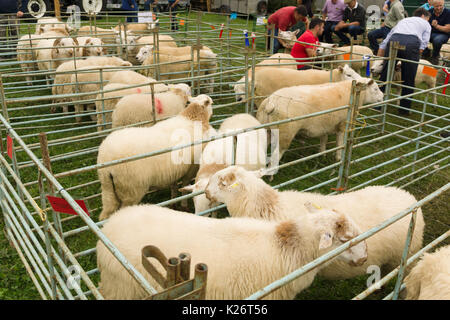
[441,131,450,139]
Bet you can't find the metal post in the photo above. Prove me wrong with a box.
[381,42,401,134]
[0,74,24,201]
[38,133,65,249]
[336,80,364,191]
[392,208,418,299]
[37,172,58,299]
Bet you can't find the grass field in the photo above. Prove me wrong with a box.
[0,10,448,300]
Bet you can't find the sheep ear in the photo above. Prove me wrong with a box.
[304,201,321,213]
[293,29,300,36]
[85,38,91,45]
[367,79,374,85]
[332,44,338,48]
[219,172,237,188]
[179,184,196,193]
[319,232,333,250]
[338,66,344,73]
[53,38,61,47]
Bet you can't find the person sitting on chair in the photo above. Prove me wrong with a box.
[333,0,366,45]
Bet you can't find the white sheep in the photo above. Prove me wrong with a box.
[441,43,450,60]
[76,37,106,57]
[256,78,384,161]
[97,97,213,220]
[136,44,213,64]
[234,64,361,105]
[70,66,132,122]
[142,51,217,93]
[317,43,373,72]
[95,80,172,131]
[119,34,177,64]
[370,59,438,105]
[96,203,368,299]
[404,245,450,300]
[111,84,192,128]
[17,34,41,85]
[113,21,159,33]
[35,17,69,35]
[233,53,297,101]
[35,36,78,81]
[204,165,425,280]
[77,26,117,47]
[180,113,267,215]
[52,56,132,112]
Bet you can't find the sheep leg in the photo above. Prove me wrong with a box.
[336,128,345,162]
[88,105,97,122]
[319,135,328,154]
[170,184,179,210]
[179,165,199,211]
[98,172,121,221]
[74,104,83,123]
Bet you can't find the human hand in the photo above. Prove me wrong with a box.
[431,20,438,27]
[17,11,24,18]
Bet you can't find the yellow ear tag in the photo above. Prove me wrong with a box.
[312,203,322,210]
[230,182,239,189]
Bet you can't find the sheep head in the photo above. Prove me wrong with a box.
[83,37,105,56]
[316,42,338,56]
[303,202,368,267]
[136,45,153,63]
[278,29,300,48]
[204,166,264,207]
[370,59,385,76]
[357,78,384,104]
[52,37,77,60]
[338,64,363,81]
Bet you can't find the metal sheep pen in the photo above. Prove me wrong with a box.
[0,10,448,300]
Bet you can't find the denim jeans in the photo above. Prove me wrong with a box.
[379,34,421,111]
[429,32,450,58]
[268,28,282,54]
[333,25,364,45]
[320,21,339,43]
[368,26,391,54]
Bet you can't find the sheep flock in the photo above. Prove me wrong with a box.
[5,15,448,301]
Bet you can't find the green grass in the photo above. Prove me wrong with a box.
[0,11,449,300]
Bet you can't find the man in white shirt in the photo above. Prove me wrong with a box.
[377,7,432,116]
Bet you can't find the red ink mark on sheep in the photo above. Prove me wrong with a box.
[136,88,142,93]
[155,98,163,114]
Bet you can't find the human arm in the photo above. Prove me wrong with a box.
[171,0,181,8]
[431,20,450,33]
[383,1,389,14]
[322,1,328,20]
[305,47,316,57]
[17,0,23,17]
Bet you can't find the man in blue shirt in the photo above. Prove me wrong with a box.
[0,0,23,60]
[122,0,138,23]
[424,0,450,65]
[377,7,432,116]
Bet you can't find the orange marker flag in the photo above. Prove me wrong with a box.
[210,25,216,30]
[180,19,185,26]
[422,65,438,77]
[342,53,351,61]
